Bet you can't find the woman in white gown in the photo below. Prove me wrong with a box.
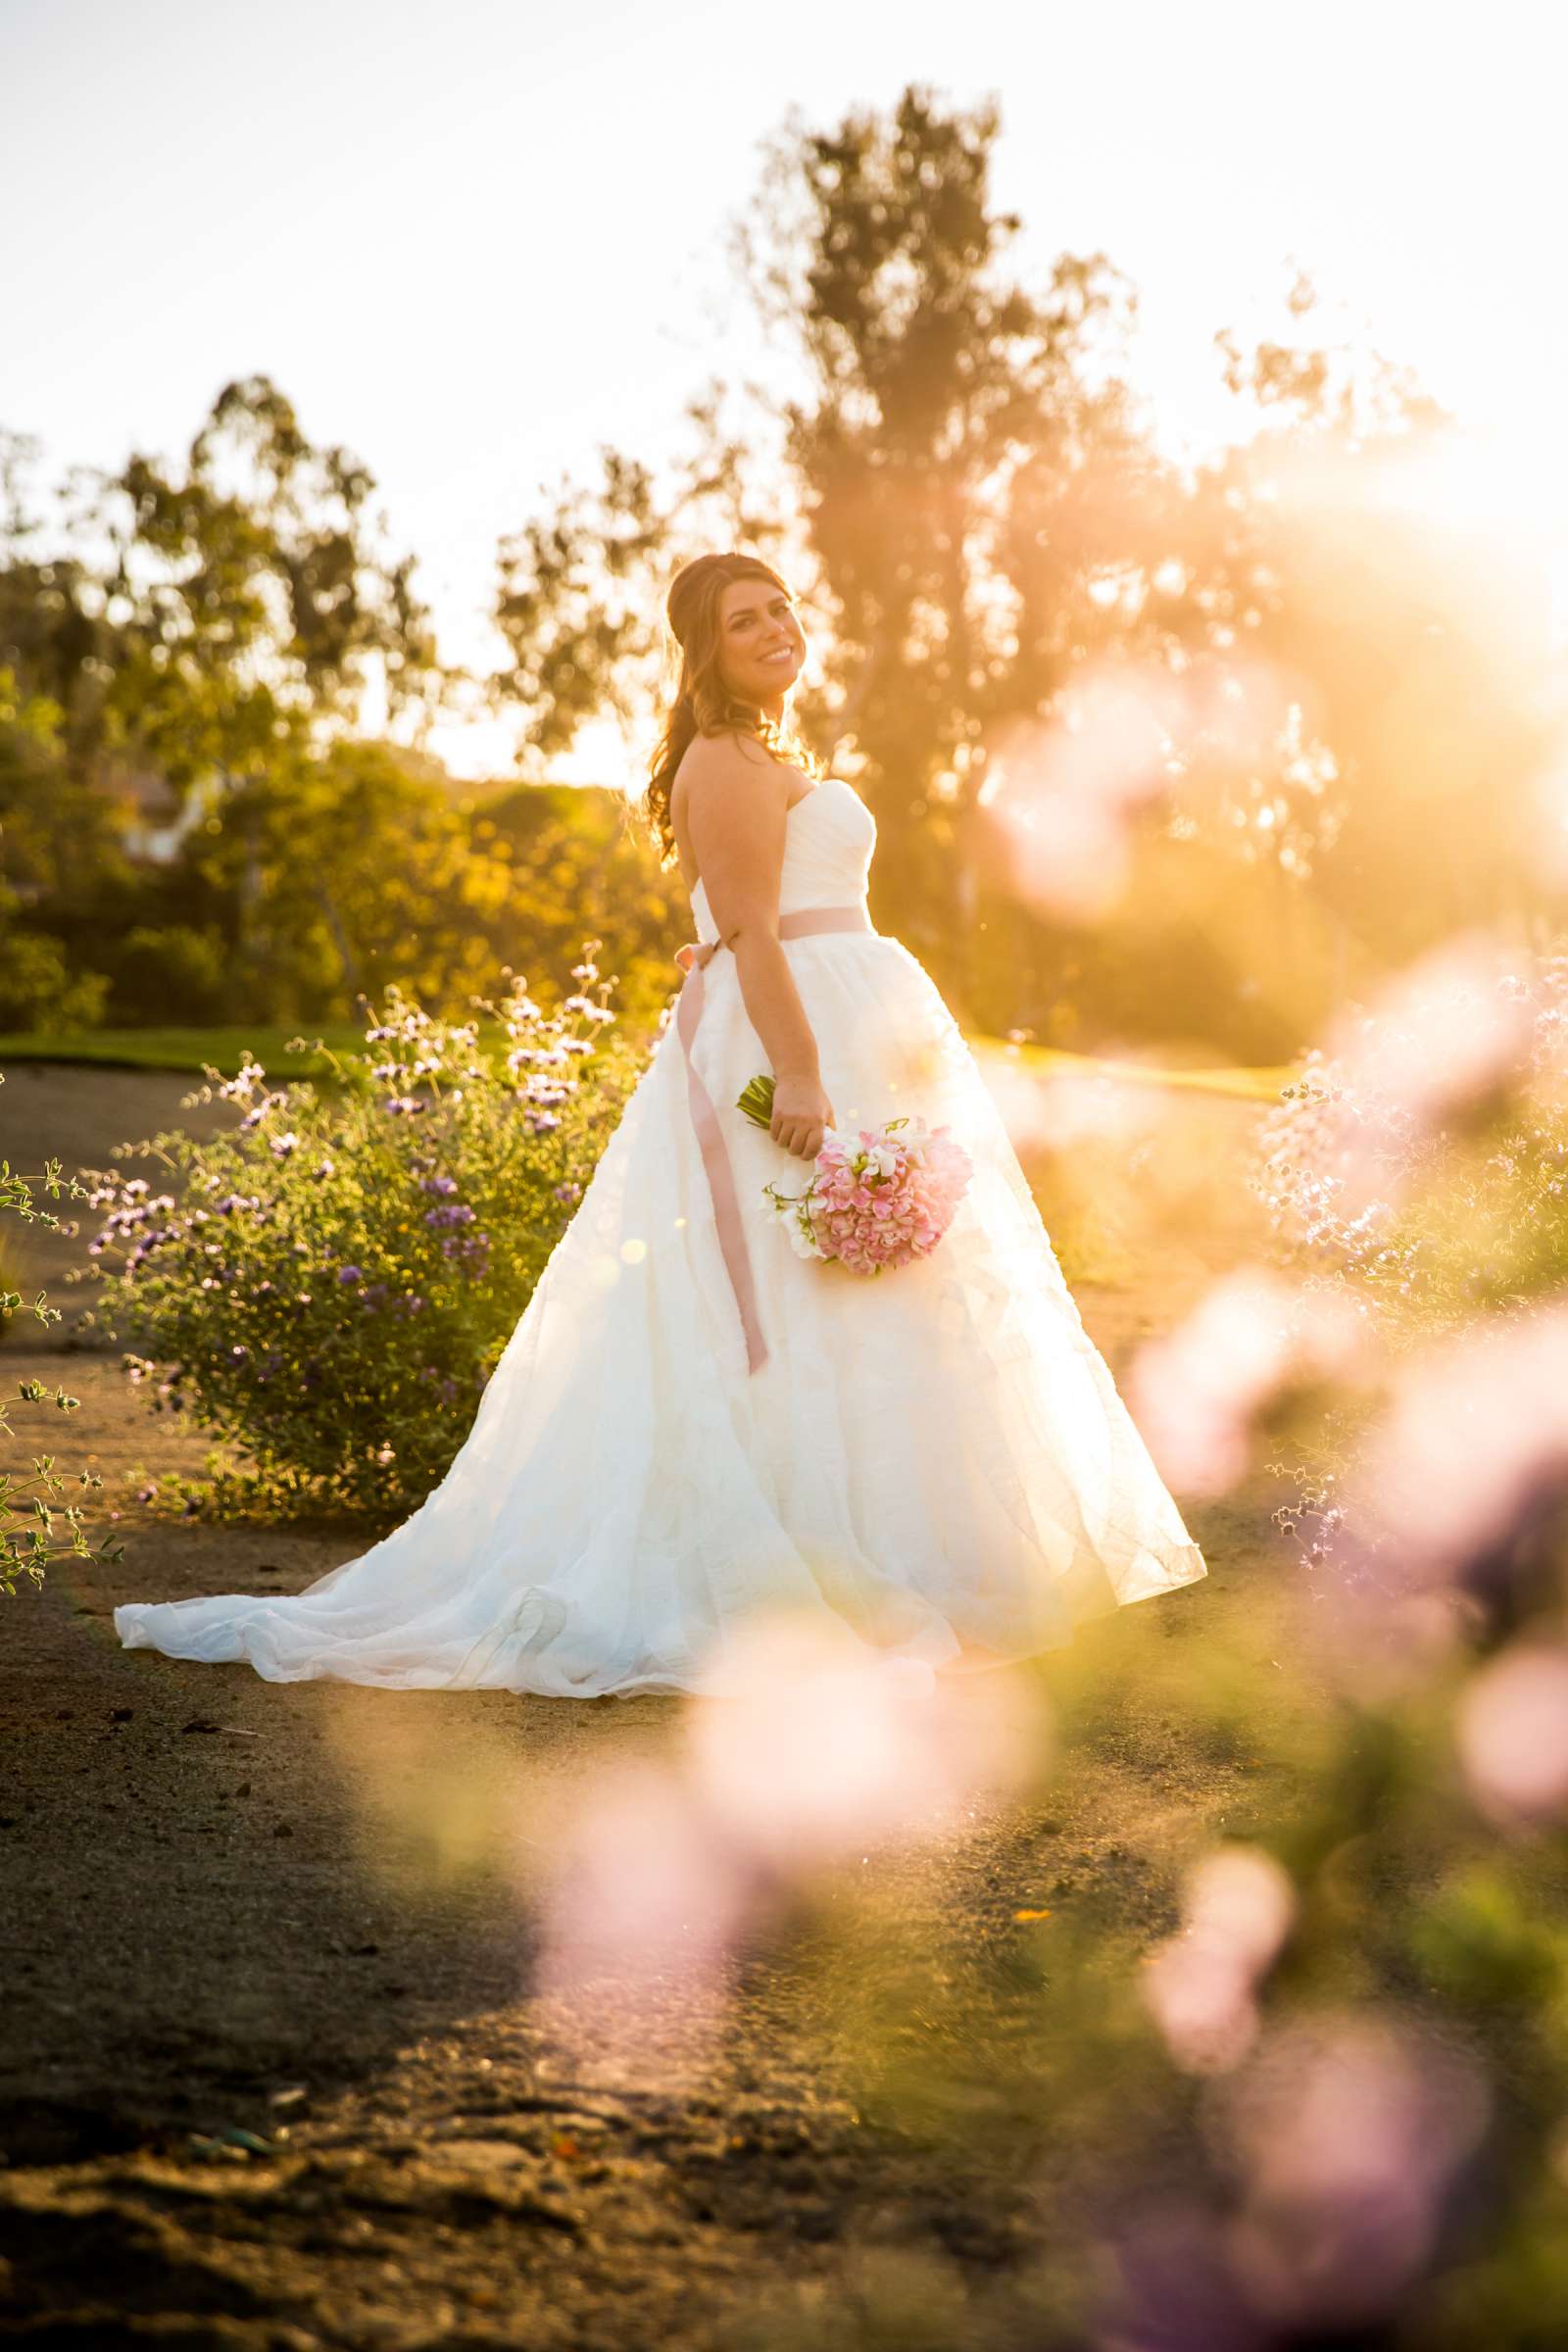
[115,553,1206,1696]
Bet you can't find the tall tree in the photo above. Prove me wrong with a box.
[490,86,1195,981]
[741,89,1169,939]
[0,379,443,798]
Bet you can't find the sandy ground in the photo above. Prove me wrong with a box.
[0,1057,1303,2348]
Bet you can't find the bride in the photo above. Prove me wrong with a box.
[115,552,1206,1696]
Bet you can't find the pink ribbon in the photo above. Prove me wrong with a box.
[674,903,875,1376]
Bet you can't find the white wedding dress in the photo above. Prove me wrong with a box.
[115,777,1206,1695]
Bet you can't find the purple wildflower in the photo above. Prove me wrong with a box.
[423,1201,475,1230]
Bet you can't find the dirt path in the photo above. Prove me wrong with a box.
[0,1060,1305,2348]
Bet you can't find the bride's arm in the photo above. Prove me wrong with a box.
[680,734,836,1160]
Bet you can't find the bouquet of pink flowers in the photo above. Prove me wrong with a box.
[736,1073,973,1274]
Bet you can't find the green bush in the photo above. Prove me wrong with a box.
[0,1074,121,1594]
[81,944,649,1523]
[107,922,229,1024]
[0,898,109,1033]
[1244,948,1568,1590]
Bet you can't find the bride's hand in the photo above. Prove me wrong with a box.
[770,1072,836,1160]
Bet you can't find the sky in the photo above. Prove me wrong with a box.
[4,0,1563,779]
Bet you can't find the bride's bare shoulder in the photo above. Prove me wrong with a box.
[675,726,793,788]
[672,729,800,831]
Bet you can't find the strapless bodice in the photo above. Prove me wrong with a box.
[688,774,876,943]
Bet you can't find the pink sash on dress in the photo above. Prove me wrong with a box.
[674,903,875,1376]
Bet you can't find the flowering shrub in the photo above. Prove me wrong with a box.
[0,1073,121,1594]
[1241,941,1568,1589]
[1253,941,1568,1345]
[79,946,648,1523]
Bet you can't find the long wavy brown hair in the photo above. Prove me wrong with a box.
[637,552,821,868]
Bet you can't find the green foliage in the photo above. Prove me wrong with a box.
[180,736,518,1023]
[0,901,110,1033]
[495,450,672,768]
[1,381,441,789]
[0,662,117,1029]
[2,652,687,1037]
[1412,1862,1568,2019]
[0,1072,123,1594]
[80,952,649,1523]
[155,744,687,1033]
[477,776,688,1029]
[0,390,474,1037]
[106,924,230,1025]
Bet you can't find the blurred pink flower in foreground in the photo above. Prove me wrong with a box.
[530,1612,1043,2077]
[1328,930,1533,1129]
[975,656,1296,923]
[1293,1299,1568,1696]
[978,678,1184,920]
[1102,2010,1491,2347]
[1456,1642,1568,1824]
[1212,2010,1491,2329]
[1128,1266,1369,1496]
[684,1614,1041,1873]
[531,1755,746,2000]
[1140,1845,1297,2077]
[1304,931,1535,1221]
[1100,2196,1271,2352]
[1349,1296,1568,1589]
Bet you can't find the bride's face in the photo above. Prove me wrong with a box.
[715,579,807,705]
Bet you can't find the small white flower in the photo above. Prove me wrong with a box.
[788,1199,828,1258]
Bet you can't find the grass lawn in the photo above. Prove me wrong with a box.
[0,1026,368,1085]
[0,1024,1299,1106]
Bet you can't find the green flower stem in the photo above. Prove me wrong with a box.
[736,1072,776,1131]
